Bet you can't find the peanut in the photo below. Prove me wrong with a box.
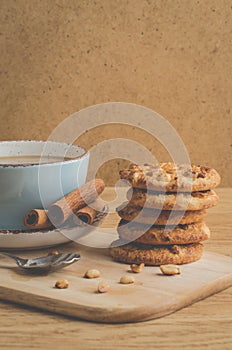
[97,280,110,293]
[55,279,69,289]
[48,250,60,256]
[130,263,144,273]
[120,275,135,284]
[160,264,181,275]
[84,269,101,279]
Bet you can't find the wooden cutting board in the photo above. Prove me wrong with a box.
[0,239,232,323]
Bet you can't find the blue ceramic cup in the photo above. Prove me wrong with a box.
[0,141,89,230]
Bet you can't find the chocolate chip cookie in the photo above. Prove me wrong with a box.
[109,239,204,265]
[117,220,210,245]
[117,202,207,225]
[120,163,221,192]
[127,188,219,210]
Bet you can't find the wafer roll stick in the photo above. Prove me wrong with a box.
[23,209,53,229]
[48,179,105,226]
[73,198,105,225]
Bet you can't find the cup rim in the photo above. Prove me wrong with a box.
[0,140,89,168]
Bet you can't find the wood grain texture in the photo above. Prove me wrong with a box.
[0,188,231,349]
[0,248,231,324]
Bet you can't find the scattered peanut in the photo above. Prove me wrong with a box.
[160,264,181,275]
[55,279,69,289]
[48,250,60,256]
[84,269,101,279]
[130,263,145,273]
[120,274,135,284]
[97,280,110,293]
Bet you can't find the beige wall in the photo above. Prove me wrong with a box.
[1,0,231,186]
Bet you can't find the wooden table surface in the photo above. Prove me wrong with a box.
[0,188,231,350]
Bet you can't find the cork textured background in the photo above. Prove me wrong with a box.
[0,0,231,186]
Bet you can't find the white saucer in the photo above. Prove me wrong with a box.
[0,208,108,250]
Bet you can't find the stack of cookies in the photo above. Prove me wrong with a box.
[110,163,221,265]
